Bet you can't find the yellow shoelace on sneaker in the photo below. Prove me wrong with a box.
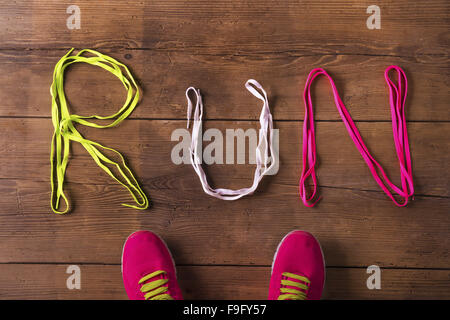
[139,270,173,300]
[50,48,149,214]
[278,272,310,300]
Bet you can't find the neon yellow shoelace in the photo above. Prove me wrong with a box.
[278,272,310,300]
[50,48,149,214]
[139,270,173,300]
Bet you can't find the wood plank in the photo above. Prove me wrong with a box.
[0,119,447,197]
[0,50,448,121]
[0,264,448,299]
[0,180,448,268]
[0,0,448,302]
[0,119,447,267]
[0,1,447,58]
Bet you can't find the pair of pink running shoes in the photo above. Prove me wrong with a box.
[122,230,325,300]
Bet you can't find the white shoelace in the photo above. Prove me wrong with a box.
[185,79,276,200]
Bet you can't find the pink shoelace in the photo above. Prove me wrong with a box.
[299,66,414,207]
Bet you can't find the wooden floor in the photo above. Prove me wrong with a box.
[0,0,449,299]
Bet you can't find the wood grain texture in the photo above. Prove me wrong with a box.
[0,49,448,121]
[0,119,448,268]
[0,119,447,196]
[0,0,448,58]
[0,181,448,267]
[0,264,448,299]
[0,0,448,300]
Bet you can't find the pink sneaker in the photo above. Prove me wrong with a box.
[122,230,183,300]
[268,230,325,300]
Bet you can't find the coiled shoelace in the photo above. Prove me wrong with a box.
[50,48,148,214]
[299,66,414,207]
[185,79,276,200]
[139,270,173,300]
